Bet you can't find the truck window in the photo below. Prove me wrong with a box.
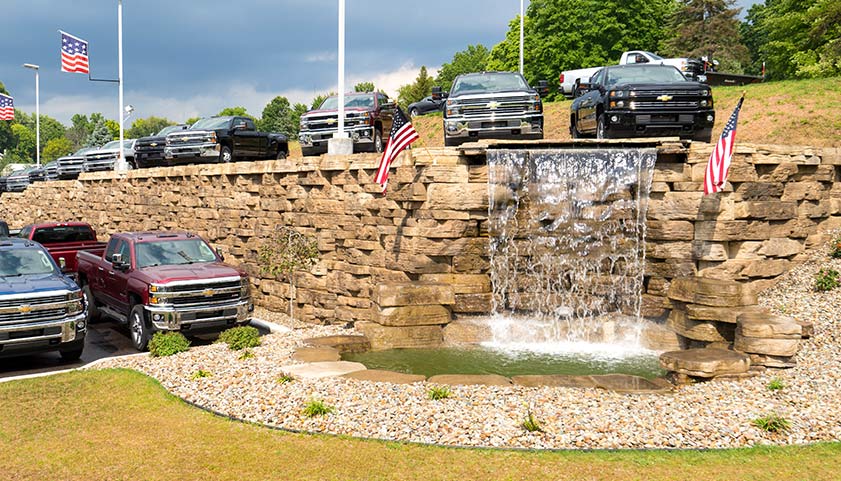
[104,238,120,262]
[32,225,95,244]
[244,119,256,131]
[17,226,32,239]
[117,241,131,266]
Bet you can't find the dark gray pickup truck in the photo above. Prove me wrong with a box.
[164,116,289,165]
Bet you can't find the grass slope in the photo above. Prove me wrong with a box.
[412,77,841,148]
[0,369,838,481]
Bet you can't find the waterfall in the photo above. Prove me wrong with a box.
[485,148,656,351]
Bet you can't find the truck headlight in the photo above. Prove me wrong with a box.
[609,90,627,98]
[207,132,218,143]
[240,279,252,298]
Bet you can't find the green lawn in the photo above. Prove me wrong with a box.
[0,369,838,480]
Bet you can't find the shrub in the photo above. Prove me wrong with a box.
[427,385,452,400]
[302,399,334,418]
[830,236,841,258]
[191,369,212,380]
[752,413,791,433]
[767,378,785,391]
[148,332,191,357]
[277,374,295,384]
[522,408,544,433]
[217,326,261,351]
[238,349,256,361]
[814,268,840,292]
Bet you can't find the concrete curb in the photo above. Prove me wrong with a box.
[0,352,148,384]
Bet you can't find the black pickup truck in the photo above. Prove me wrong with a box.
[164,116,289,165]
[570,64,715,142]
[298,92,396,156]
[135,124,189,169]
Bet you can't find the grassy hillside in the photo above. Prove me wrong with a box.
[411,77,841,148]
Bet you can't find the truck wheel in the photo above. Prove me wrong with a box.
[596,115,611,140]
[374,129,384,153]
[410,108,419,117]
[276,149,288,160]
[129,305,151,351]
[83,284,102,323]
[571,117,584,139]
[220,146,233,163]
[59,343,84,361]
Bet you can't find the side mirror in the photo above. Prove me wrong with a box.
[574,80,590,98]
[535,80,550,97]
[216,247,225,261]
[431,86,448,101]
[58,257,67,271]
[111,253,129,270]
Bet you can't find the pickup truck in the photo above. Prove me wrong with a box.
[434,71,548,147]
[17,222,107,279]
[83,139,137,172]
[77,231,254,351]
[134,124,189,169]
[560,50,703,98]
[298,92,396,156]
[56,147,96,180]
[570,64,715,142]
[164,116,289,165]
[0,238,86,360]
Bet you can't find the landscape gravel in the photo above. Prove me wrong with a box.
[95,246,841,450]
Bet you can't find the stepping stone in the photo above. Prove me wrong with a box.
[342,369,426,384]
[303,335,371,354]
[291,347,341,363]
[282,361,367,379]
[511,375,597,388]
[589,374,673,394]
[427,374,513,387]
[659,348,750,378]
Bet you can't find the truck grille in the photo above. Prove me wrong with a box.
[155,279,245,308]
[458,95,533,117]
[0,293,75,327]
[631,100,700,110]
[168,132,210,147]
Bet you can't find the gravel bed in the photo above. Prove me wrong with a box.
[95,250,841,450]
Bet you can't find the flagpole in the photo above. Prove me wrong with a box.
[116,0,127,171]
[519,0,524,74]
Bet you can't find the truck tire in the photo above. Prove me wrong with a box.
[276,149,288,160]
[374,129,384,153]
[129,304,151,352]
[410,108,419,117]
[83,284,102,323]
[59,342,84,361]
[220,146,233,163]
[596,115,611,140]
[570,116,584,139]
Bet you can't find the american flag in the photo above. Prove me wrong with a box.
[60,31,90,74]
[374,107,419,193]
[703,96,744,195]
[0,94,13,121]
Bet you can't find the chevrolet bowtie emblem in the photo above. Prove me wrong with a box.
[326,118,337,124]
[488,101,500,110]
[202,289,215,297]
[19,305,32,313]
[657,95,673,102]
[181,136,190,141]
[150,142,158,147]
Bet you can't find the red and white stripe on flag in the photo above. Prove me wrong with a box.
[374,108,419,193]
[703,96,744,195]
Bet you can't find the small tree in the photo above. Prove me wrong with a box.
[354,81,376,92]
[85,119,112,148]
[42,137,75,162]
[257,226,319,319]
[397,66,436,108]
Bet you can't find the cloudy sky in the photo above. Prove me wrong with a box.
[0,0,760,125]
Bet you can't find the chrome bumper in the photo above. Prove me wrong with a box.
[145,299,252,330]
[444,112,544,139]
[164,143,221,159]
[299,126,375,147]
[0,312,87,346]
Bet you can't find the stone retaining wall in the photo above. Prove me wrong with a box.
[1,142,839,345]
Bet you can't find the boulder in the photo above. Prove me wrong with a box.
[659,348,751,378]
[736,312,802,339]
[303,335,371,354]
[373,282,455,307]
[291,347,341,363]
[427,374,513,387]
[734,336,799,357]
[668,277,756,307]
[668,308,735,342]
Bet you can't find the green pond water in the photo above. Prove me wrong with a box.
[343,346,666,379]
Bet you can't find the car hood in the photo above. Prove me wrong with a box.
[57,155,86,161]
[136,135,166,144]
[613,81,708,90]
[303,107,369,118]
[449,90,537,101]
[0,272,77,296]
[137,262,245,284]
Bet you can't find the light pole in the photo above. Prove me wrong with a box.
[22,63,40,167]
[115,0,128,171]
[519,0,524,75]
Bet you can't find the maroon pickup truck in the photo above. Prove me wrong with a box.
[17,222,107,278]
[77,231,254,351]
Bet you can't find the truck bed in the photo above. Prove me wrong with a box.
[45,241,107,275]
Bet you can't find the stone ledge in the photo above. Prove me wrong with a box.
[660,348,751,378]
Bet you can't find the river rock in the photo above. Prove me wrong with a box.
[659,348,751,378]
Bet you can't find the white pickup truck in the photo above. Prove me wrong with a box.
[559,50,702,98]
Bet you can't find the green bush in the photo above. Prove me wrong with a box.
[302,399,334,418]
[238,349,256,361]
[148,332,191,357]
[752,413,791,433]
[814,268,840,292]
[427,385,452,401]
[191,369,212,380]
[767,378,785,391]
[277,374,295,384]
[522,409,544,433]
[217,326,261,351]
[830,236,841,258]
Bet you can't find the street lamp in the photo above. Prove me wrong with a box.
[22,63,40,167]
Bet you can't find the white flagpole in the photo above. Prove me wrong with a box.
[519,0,524,74]
[337,0,345,138]
[116,0,127,171]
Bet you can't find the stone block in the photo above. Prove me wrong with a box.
[653,163,689,182]
[659,348,750,378]
[733,201,797,220]
[748,354,796,369]
[373,283,455,307]
[668,308,735,342]
[426,183,488,210]
[646,220,694,241]
[292,347,342,363]
[756,163,798,182]
[442,319,492,345]
[303,335,372,354]
[374,305,452,327]
[695,221,770,241]
[342,369,426,384]
[355,321,444,350]
[512,375,597,388]
[781,181,825,201]
[640,321,684,351]
[685,304,767,324]
[668,277,756,306]
[740,259,790,278]
[734,335,799,357]
[419,274,491,294]
[757,238,803,258]
[645,259,697,278]
[736,311,802,339]
[452,293,493,314]
[734,182,784,201]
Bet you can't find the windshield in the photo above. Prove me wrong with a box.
[0,248,56,276]
[605,66,688,86]
[157,125,185,136]
[451,73,530,96]
[191,117,232,130]
[136,239,218,268]
[102,140,122,149]
[318,94,375,110]
[74,147,94,156]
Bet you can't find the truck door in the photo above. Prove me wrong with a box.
[578,69,605,132]
[232,117,260,160]
[93,237,120,304]
[377,93,394,139]
[105,240,133,317]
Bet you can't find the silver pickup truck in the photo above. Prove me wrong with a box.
[436,72,548,147]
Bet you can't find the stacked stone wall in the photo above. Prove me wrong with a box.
[1,143,839,333]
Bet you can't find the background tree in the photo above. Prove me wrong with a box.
[104,120,120,140]
[353,81,375,92]
[217,106,256,121]
[127,116,174,138]
[662,0,749,74]
[42,137,75,162]
[309,92,335,110]
[7,124,36,163]
[258,96,300,137]
[185,116,201,126]
[66,114,93,150]
[85,119,112,148]
[487,0,676,97]
[397,66,435,107]
[435,44,491,89]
